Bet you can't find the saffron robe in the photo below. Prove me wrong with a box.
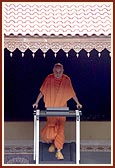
[40,74,76,149]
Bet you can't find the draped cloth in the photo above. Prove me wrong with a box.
[40,74,76,149]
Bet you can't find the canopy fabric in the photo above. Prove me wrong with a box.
[3,2,112,36]
[4,35,111,53]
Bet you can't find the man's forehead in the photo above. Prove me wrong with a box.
[54,63,63,69]
[55,65,62,69]
[54,65,63,70]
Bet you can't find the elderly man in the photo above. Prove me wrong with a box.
[33,63,82,160]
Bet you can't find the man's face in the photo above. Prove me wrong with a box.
[53,66,63,78]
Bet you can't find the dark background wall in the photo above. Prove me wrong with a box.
[4,48,111,121]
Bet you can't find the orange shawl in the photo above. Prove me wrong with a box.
[40,74,75,107]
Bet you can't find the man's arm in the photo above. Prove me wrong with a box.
[32,92,43,109]
[72,95,82,109]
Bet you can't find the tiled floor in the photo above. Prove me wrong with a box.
[80,152,111,164]
[4,142,112,165]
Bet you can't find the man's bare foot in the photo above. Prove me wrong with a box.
[48,144,55,152]
[55,151,64,160]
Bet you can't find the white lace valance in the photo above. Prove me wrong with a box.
[4,36,111,53]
